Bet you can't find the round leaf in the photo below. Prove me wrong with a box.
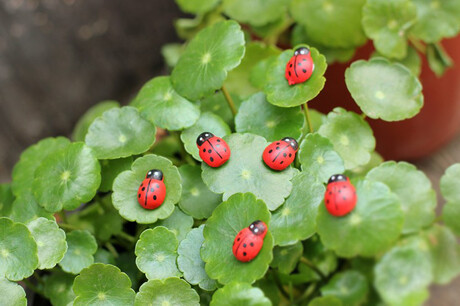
[99,157,133,192]
[235,92,304,141]
[0,278,26,306]
[0,184,14,217]
[270,172,325,246]
[0,217,38,281]
[271,242,303,274]
[134,76,200,131]
[440,163,460,203]
[134,278,200,306]
[316,179,404,257]
[33,142,101,212]
[210,282,271,306]
[72,101,120,141]
[94,249,117,265]
[318,108,375,170]
[73,263,135,306]
[44,271,76,306]
[201,133,296,211]
[175,0,220,14]
[27,217,67,269]
[442,201,460,236]
[223,0,287,26]
[201,193,273,284]
[264,48,327,107]
[171,20,245,101]
[135,227,181,280]
[154,206,194,242]
[199,92,242,127]
[85,106,156,159]
[9,194,53,224]
[366,161,436,233]
[177,225,217,291]
[112,154,181,224]
[320,270,369,305]
[372,46,421,76]
[59,230,97,274]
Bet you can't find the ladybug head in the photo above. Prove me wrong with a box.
[249,220,267,236]
[282,137,298,151]
[196,132,214,146]
[328,174,348,184]
[294,47,310,56]
[146,169,163,181]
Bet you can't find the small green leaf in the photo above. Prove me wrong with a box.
[271,242,303,274]
[201,193,273,284]
[171,20,245,101]
[270,172,325,246]
[250,55,278,90]
[366,161,436,233]
[175,0,220,14]
[59,230,97,274]
[201,133,296,211]
[133,76,200,131]
[178,165,221,220]
[154,206,193,242]
[73,263,135,306]
[223,0,288,27]
[99,157,133,192]
[426,43,454,77]
[72,101,120,141]
[0,278,26,306]
[372,46,421,76]
[318,108,375,170]
[112,154,181,224]
[210,282,271,306]
[298,133,345,183]
[0,184,14,217]
[309,296,343,306]
[264,48,327,107]
[177,225,217,291]
[442,201,460,236]
[180,112,231,161]
[345,58,423,121]
[161,43,185,68]
[117,252,144,290]
[43,271,76,306]
[94,249,117,265]
[0,217,38,281]
[200,92,242,127]
[235,92,304,141]
[303,236,339,277]
[135,227,181,280]
[317,179,404,257]
[134,278,200,306]
[362,0,417,59]
[440,163,460,202]
[321,270,369,306]
[9,194,54,224]
[27,217,67,269]
[33,142,101,212]
[85,106,156,159]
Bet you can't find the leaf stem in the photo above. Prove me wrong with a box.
[22,279,45,297]
[409,36,426,54]
[361,113,367,120]
[105,242,119,258]
[221,86,237,116]
[272,271,290,300]
[300,256,326,280]
[58,211,68,224]
[115,231,136,244]
[33,271,44,285]
[294,283,317,304]
[303,102,314,134]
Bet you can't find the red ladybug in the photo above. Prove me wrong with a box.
[196,132,230,167]
[324,174,357,217]
[262,137,298,171]
[137,169,166,210]
[285,47,315,85]
[233,220,267,262]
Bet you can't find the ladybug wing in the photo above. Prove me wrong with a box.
[209,137,230,162]
[285,57,297,85]
[145,179,166,209]
[199,141,214,163]
[295,54,314,81]
[138,178,151,208]
[233,228,249,257]
[263,142,279,167]
[235,234,263,262]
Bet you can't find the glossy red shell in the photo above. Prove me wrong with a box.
[197,136,231,167]
[137,177,166,210]
[232,222,267,262]
[262,140,297,171]
[285,52,315,85]
[324,178,357,217]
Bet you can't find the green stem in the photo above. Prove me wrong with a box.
[409,36,426,54]
[294,283,317,304]
[272,271,290,301]
[33,271,44,285]
[221,86,237,116]
[58,211,68,224]
[105,242,119,258]
[116,231,136,244]
[434,215,443,223]
[361,113,367,120]
[303,103,314,134]
[23,279,45,296]
[300,256,326,280]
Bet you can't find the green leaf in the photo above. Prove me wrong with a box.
[321,270,369,306]
[235,92,304,141]
[135,227,181,280]
[250,55,278,90]
[178,165,221,220]
[175,0,220,14]
[347,151,384,178]
[303,236,338,277]
[177,225,217,291]
[0,217,38,281]
[174,10,225,41]
[154,206,194,242]
[223,0,288,27]
[180,112,231,161]
[366,161,436,233]
[161,43,185,69]
[201,193,273,284]
[0,278,26,306]
[133,76,200,131]
[264,48,327,107]
[318,108,375,170]
[298,133,345,183]
[85,106,156,159]
[27,217,67,269]
[372,46,421,76]
[73,263,135,306]
[270,172,325,246]
[309,296,343,306]
[442,201,460,236]
[33,142,101,212]
[200,92,242,127]
[171,20,245,101]
[210,282,271,306]
[440,163,460,202]
[117,252,144,290]
[112,154,181,224]
[426,43,454,77]
[94,249,117,265]
[290,0,367,48]
[9,194,54,224]
[345,57,423,121]
[99,157,133,192]
[72,100,120,141]
[0,184,14,217]
[201,133,296,211]
[317,179,404,257]
[271,242,303,274]
[410,0,460,43]
[59,230,97,274]
[43,271,76,306]
[362,0,417,59]
[134,278,200,306]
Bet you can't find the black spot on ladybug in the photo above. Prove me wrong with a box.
[269,150,273,153]
[326,200,329,204]
[288,71,291,76]
[342,197,347,200]
[210,157,214,162]
[156,184,160,188]
[250,242,254,247]
[329,191,332,195]
[283,153,287,157]
[203,148,206,152]
[153,195,157,200]
[224,148,227,152]
[138,194,141,198]
[217,139,221,142]
[237,238,240,241]
[243,243,247,248]
[298,63,302,66]
[302,69,307,73]
[289,153,292,157]
[280,161,284,164]
[142,187,145,191]
[216,144,220,148]
[276,147,280,150]
[303,58,306,61]
[290,64,292,67]
[243,252,247,256]
[150,188,154,192]
[208,149,212,153]
[277,142,280,145]
[339,190,341,193]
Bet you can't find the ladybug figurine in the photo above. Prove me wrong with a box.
[324,174,357,217]
[137,169,166,210]
[196,132,231,167]
[233,220,267,262]
[285,47,315,85]
[262,137,298,171]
